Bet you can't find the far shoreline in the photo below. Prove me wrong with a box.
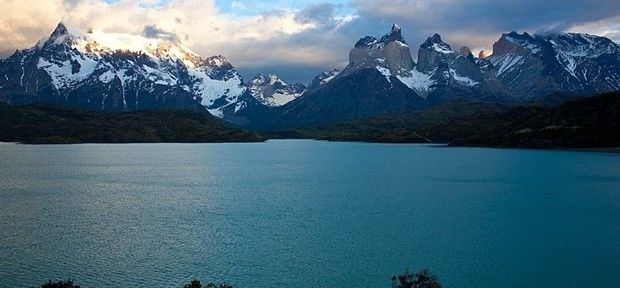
[4,138,620,154]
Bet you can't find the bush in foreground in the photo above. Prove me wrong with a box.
[37,269,441,288]
[183,279,232,288]
[391,270,442,288]
[39,280,79,288]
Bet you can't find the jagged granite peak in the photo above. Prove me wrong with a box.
[380,23,406,44]
[42,22,88,48]
[49,22,70,39]
[247,74,306,107]
[417,33,457,72]
[353,23,407,49]
[0,22,250,119]
[345,24,414,79]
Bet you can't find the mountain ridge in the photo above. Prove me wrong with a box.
[1,22,619,130]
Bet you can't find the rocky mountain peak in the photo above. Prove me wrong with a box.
[417,33,456,72]
[354,23,407,49]
[44,22,86,47]
[50,22,69,38]
[346,24,414,78]
[380,23,406,44]
[421,33,453,54]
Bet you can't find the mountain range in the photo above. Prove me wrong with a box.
[1,22,619,130]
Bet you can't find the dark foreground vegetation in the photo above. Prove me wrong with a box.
[36,270,441,288]
[278,92,620,149]
[0,104,265,144]
[3,92,617,148]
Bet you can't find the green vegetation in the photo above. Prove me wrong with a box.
[278,92,620,149]
[0,104,265,144]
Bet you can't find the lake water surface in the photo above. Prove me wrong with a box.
[0,140,619,288]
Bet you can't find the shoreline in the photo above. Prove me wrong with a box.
[5,138,619,154]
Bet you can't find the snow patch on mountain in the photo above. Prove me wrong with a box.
[396,69,435,96]
[491,54,525,76]
[432,43,455,54]
[37,57,98,89]
[450,69,479,86]
[375,66,392,81]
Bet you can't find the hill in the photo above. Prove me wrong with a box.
[0,104,265,144]
[277,92,620,149]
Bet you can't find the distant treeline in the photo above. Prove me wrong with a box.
[4,91,617,148]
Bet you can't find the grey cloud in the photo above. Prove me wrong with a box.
[352,0,620,32]
[294,3,337,26]
[350,0,620,51]
[142,25,179,41]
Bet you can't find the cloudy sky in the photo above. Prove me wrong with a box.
[1,0,619,83]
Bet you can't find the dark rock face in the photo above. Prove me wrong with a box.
[276,68,427,128]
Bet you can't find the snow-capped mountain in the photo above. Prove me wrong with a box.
[488,32,620,100]
[247,74,306,107]
[0,22,249,118]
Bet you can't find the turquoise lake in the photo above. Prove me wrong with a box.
[0,140,619,287]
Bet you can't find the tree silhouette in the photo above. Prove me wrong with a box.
[391,270,442,288]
